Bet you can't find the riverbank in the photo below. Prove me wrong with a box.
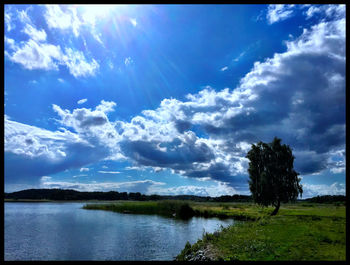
[4,199,119,203]
[83,200,261,220]
[83,200,346,261]
[176,202,346,261]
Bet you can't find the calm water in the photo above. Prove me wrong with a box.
[5,202,235,261]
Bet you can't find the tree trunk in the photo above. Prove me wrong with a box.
[270,200,280,216]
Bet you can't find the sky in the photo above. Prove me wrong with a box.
[4,4,346,198]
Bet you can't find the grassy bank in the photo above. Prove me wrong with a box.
[177,202,346,261]
[83,200,346,260]
[83,200,264,220]
[83,200,197,219]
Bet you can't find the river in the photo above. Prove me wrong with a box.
[5,202,234,260]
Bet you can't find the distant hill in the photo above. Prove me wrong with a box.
[4,189,345,203]
[4,189,253,202]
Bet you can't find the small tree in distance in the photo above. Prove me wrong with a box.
[246,137,303,215]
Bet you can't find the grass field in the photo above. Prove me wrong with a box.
[83,200,267,220]
[176,202,346,261]
[83,200,346,261]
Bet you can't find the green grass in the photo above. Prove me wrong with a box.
[83,200,266,220]
[83,200,346,260]
[83,200,196,219]
[176,202,346,261]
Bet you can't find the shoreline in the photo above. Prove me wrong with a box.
[4,199,122,203]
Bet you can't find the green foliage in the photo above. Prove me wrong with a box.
[5,189,252,202]
[177,203,345,261]
[176,241,193,260]
[83,200,196,219]
[246,137,302,214]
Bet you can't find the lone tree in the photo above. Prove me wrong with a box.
[246,137,302,215]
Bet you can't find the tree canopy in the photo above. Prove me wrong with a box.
[246,137,303,215]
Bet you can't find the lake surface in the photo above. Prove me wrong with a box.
[5,202,235,260]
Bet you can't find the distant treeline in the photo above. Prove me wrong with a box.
[4,189,345,203]
[304,195,346,204]
[4,189,253,202]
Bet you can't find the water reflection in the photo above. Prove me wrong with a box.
[5,202,234,260]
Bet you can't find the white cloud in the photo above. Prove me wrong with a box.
[305,4,345,20]
[233,51,246,62]
[266,4,295,24]
[80,167,90,172]
[8,39,62,71]
[44,4,106,45]
[98,171,121,174]
[58,78,65,83]
[22,24,47,42]
[95,100,116,113]
[5,115,110,184]
[44,5,81,37]
[40,179,165,193]
[5,37,16,50]
[5,37,99,78]
[41,176,52,182]
[220,66,228,71]
[77,98,88,105]
[124,57,133,66]
[130,18,137,27]
[5,11,13,32]
[108,61,114,69]
[4,8,345,193]
[302,182,345,198]
[150,181,238,197]
[52,100,123,162]
[17,8,32,24]
[62,48,99,78]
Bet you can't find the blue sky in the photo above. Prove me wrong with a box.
[4,4,345,198]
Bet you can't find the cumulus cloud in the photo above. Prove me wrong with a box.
[302,182,345,198]
[17,8,33,24]
[5,38,99,78]
[305,4,345,20]
[40,179,165,194]
[44,5,81,37]
[52,101,116,131]
[51,100,122,161]
[4,116,111,184]
[4,7,345,194]
[5,8,99,78]
[22,24,47,42]
[80,167,89,172]
[5,11,14,32]
[98,171,121,174]
[62,48,99,78]
[4,37,16,51]
[116,10,344,182]
[266,4,295,24]
[7,39,62,71]
[149,181,244,197]
[44,4,110,45]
